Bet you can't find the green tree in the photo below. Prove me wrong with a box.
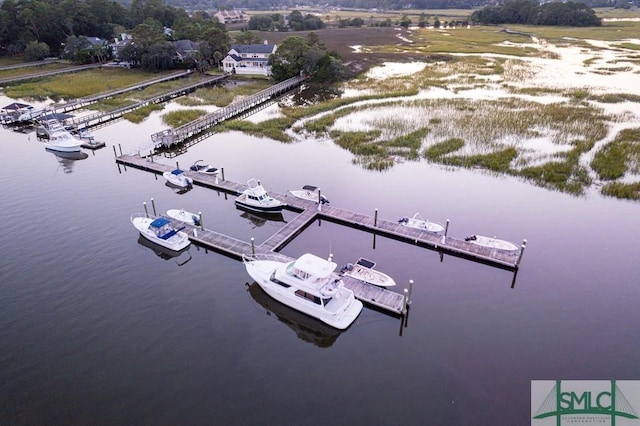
[24,40,49,61]
[270,36,309,81]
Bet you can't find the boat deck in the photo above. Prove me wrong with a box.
[119,153,526,316]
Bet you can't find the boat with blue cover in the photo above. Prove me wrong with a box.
[163,169,193,188]
[131,214,191,251]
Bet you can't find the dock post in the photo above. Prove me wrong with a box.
[402,288,409,315]
[118,144,122,156]
[516,239,527,266]
[112,145,117,158]
[444,219,450,236]
[221,168,225,181]
[151,198,156,216]
[175,161,179,170]
[408,279,414,305]
[143,202,148,218]
[199,212,204,230]
[318,190,322,212]
[251,237,255,255]
[374,208,378,227]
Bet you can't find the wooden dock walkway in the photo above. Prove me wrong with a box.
[65,74,228,131]
[150,75,307,148]
[118,153,526,315]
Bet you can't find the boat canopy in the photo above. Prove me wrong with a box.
[293,254,336,279]
[151,217,171,228]
[171,169,185,175]
[302,185,319,192]
[1,102,30,111]
[355,258,376,269]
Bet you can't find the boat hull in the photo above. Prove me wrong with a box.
[244,258,363,330]
[44,143,82,153]
[163,171,193,188]
[235,197,285,214]
[468,235,519,252]
[344,267,396,287]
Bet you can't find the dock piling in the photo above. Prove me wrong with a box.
[374,208,378,227]
[221,168,225,181]
[143,202,148,218]
[118,144,122,156]
[408,279,414,305]
[251,237,255,255]
[444,219,450,236]
[402,288,409,315]
[112,145,117,158]
[151,198,156,216]
[199,212,204,230]
[175,161,179,170]
[516,239,527,266]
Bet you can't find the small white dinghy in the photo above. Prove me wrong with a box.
[163,169,193,188]
[189,160,218,175]
[464,235,519,252]
[340,258,396,287]
[289,185,329,204]
[398,213,444,234]
[166,209,201,226]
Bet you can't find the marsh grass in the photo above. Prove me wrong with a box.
[0,63,75,83]
[424,138,465,160]
[591,128,640,180]
[163,109,208,127]
[123,104,163,123]
[4,68,158,100]
[601,182,640,200]
[591,93,640,103]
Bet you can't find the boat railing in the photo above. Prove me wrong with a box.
[242,252,292,264]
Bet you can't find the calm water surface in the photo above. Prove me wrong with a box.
[1,95,639,425]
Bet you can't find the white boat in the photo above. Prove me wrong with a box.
[464,235,519,252]
[131,214,191,251]
[166,208,201,226]
[398,213,445,234]
[41,119,83,153]
[288,185,329,204]
[243,253,363,330]
[17,105,45,122]
[163,169,193,188]
[77,128,96,142]
[340,258,396,287]
[235,178,286,214]
[189,160,218,175]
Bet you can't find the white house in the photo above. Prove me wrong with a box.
[214,10,247,24]
[221,43,277,76]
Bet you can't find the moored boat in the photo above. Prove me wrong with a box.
[131,214,191,251]
[340,258,396,287]
[189,160,218,175]
[163,169,193,188]
[464,234,519,252]
[398,213,445,234]
[235,178,285,214]
[288,185,329,204]
[41,119,83,153]
[166,208,201,226]
[242,253,363,330]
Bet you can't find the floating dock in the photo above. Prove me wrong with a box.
[118,153,527,315]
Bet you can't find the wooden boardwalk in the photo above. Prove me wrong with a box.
[118,153,526,315]
[150,75,307,148]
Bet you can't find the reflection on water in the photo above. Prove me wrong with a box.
[246,282,341,348]
[46,149,88,173]
[238,208,287,228]
[137,235,192,266]
[164,181,192,194]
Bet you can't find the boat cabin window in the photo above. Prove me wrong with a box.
[270,271,291,288]
[295,290,321,305]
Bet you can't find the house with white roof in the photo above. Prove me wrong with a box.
[221,42,277,76]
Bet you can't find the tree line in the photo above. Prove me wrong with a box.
[470,0,602,26]
[0,0,345,82]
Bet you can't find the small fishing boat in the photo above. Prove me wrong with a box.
[131,214,191,251]
[398,213,445,234]
[288,185,329,204]
[235,178,286,214]
[340,258,396,287]
[166,209,201,226]
[464,235,519,252]
[243,252,363,330]
[163,169,193,188]
[189,160,218,175]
